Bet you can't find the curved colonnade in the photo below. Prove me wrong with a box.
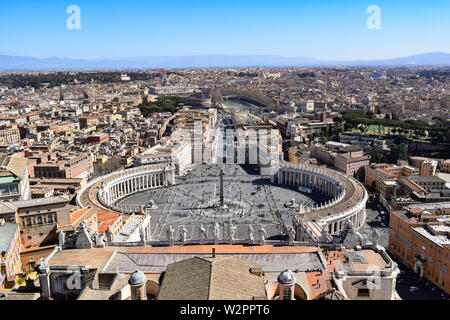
[76,164,176,213]
[276,161,367,241]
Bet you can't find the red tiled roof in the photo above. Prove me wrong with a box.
[68,207,90,225]
[96,210,120,234]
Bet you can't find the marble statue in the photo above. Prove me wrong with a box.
[167,226,175,243]
[372,229,380,246]
[180,225,188,244]
[288,226,296,243]
[258,225,266,243]
[199,224,207,241]
[320,227,329,243]
[248,225,254,241]
[213,222,220,241]
[58,230,65,247]
[140,225,146,242]
[229,223,237,241]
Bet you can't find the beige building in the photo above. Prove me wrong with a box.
[333,247,398,300]
[0,125,20,145]
[34,243,399,300]
[34,153,93,180]
[0,220,22,288]
[310,142,369,176]
[364,163,418,192]
[13,195,71,248]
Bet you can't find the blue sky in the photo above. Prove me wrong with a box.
[0,0,449,60]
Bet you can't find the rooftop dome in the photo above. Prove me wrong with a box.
[128,269,146,286]
[277,269,296,285]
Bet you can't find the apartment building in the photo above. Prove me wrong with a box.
[440,160,450,174]
[389,202,450,294]
[409,156,438,176]
[134,141,192,175]
[79,115,99,129]
[408,175,447,193]
[34,153,93,180]
[0,220,22,288]
[364,163,418,192]
[13,195,71,248]
[0,124,20,144]
[310,142,369,176]
[0,153,30,202]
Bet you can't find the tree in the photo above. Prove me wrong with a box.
[365,110,375,119]
[388,143,408,163]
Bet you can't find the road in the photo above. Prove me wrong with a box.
[391,257,449,300]
[359,202,390,248]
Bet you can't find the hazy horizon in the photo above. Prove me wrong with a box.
[1,0,450,61]
[1,51,450,62]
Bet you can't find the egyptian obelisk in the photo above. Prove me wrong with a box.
[220,169,224,207]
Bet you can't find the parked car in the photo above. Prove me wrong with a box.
[409,286,419,292]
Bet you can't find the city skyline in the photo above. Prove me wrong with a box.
[0,0,449,305]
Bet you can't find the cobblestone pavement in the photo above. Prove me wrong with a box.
[118,163,328,242]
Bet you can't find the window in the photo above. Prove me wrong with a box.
[357,288,370,297]
[26,218,31,227]
[428,255,432,263]
[27,236,32,240]
[48,215,53,223]
[282,288,291,300]
[436,261,441,270]
[413,245,418,253]
[443,266,448,274]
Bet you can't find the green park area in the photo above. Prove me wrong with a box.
[139,96,185,117]
[341,110,449,143]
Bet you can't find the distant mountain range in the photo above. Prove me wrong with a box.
[0,52,449,71]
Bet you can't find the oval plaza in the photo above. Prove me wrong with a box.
[76,159,367,245]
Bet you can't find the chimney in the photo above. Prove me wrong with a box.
[250,267,262,276]
[212,246,216,258]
